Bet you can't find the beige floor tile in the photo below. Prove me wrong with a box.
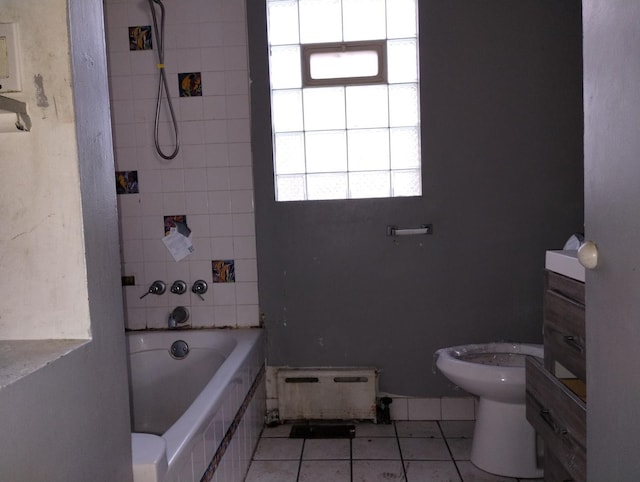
[352,460,405,482]
[352,437,401,460]
[243,460,299,482]
[298,460,351,482]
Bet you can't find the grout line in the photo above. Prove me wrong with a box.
[295,438,305,482]
[349,435,354,482]
[393,421,409,481]
[437,421,464,482]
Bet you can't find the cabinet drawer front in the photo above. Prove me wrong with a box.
[546,270,585,305]
[544,288,586,380]
[526,357,586,481]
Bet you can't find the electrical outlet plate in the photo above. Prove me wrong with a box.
[0,23,22,93]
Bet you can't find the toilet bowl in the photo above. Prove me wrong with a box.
[435,342,543,479]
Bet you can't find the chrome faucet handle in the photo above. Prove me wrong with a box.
[191,279,208,300]
[139,280,166,299]
[170,280,187,294]
[168,306,190,329]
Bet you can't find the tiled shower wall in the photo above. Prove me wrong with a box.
[104,0,258,330]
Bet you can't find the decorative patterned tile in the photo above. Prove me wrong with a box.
[129,26,152,51]
[116,170,139,194]
[212,259,235,282]
[179,72,203,97]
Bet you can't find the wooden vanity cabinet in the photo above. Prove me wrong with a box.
[526,270,586,481]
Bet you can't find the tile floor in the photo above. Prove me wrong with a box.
[244,420,543,482]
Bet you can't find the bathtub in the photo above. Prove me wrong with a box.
[127,329,265,482]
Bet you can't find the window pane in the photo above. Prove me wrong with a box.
[349,170,391,198]
[305,130,347,173]
[388,39,418,83]
[272,89,304,132]
[347,128,390,171]
[390,127,421,169]
[267,0,300,45]
[343,0,386,41]
[346,85,388,128]
[307,173,348,200]
[392,169,422,197]
[274,132,306,174]
[303,87,346,131]
[276,174,307,201]
[270,45,302,89]
[309,50,379,80]
[389,83,419,127]
[299,0,342,43]
[386,0,417,39]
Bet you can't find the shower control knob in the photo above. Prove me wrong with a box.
[140,280,166,299]
[170,280,187,294]
[192,280,208,300]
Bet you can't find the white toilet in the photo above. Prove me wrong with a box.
[435,342,543,479]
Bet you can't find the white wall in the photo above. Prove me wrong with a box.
[0,1,133,479]
[0,0,89,340]
[104,0,259,330]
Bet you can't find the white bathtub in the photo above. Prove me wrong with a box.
[127,329,265,482]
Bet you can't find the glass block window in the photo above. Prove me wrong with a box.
[267,0,422,202]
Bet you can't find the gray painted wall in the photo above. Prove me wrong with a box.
[248,0,584,396]
[584,1,640,479]
[0,1,133,479]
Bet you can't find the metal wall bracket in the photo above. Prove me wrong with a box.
[0,94,31,131]
[386,224,433,236]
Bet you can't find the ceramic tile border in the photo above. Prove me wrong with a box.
[201,363,266,482]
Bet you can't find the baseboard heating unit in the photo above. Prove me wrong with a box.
[276,367,378,421]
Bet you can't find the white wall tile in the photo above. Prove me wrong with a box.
[208,191,232,214]
[205,143,230,167]
[408,398,441,421]
[236,282,258,305]
[213,284,236,305]
[214,305,237,327]
[203,96,227,120]
[230,190,254,214]
[228,143,252,166]
[232,213,255,236]
[233,236,256,259]
[229,166,253,190]
[441,397,475,421]
[235,259,258,282]
[211,237,234,259]
[210,214,234,237]
[206,167,231,191]
[237,304,259,327]
[185,191,210,215]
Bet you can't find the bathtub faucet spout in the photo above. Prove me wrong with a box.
[168,306,190,329]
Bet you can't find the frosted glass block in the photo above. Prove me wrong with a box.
[305,130,347,173]
[347,129,390,171]
[309,50,380,80]
[392,169,422,197]
[390,127,421,169]
[349,171,391,199]
[276,174,307,201]
[343,0,386,41]
[299,0,343,43]
[389,83,420,127]
[307,173,348,200]
[386,0,418,39]
[269,45,302,89]
[303,87,346,131]
[346,85,388,129]
[274,132,306,174]
[272,89,304,132]
[388,39,418,83]
[267,0,300,45]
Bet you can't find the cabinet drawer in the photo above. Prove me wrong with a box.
[526,357,586,481]
[544,288,586,380]
[546,270,585,305]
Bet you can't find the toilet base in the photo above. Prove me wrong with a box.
[470,398,543,479]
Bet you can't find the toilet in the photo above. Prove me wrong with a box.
[435,342,543,479]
